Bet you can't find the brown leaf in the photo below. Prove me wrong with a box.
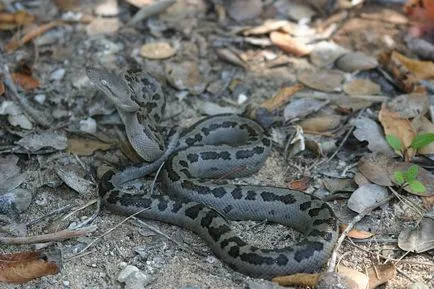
[337,265,369,289]
[421,195,434,210]
[287,177,311,191]
[0,81,5,95]
[260,84,304,112]
[11,72,39,91]
[378,103,416,161]
[5,21,65,52]
[391,51,434,80]
[298,115,342,132]
[67,138,114,156]
[298,69,344,92]
[272,272,320,287]
[0,250,61,284]
[270,31,313,56]
[340,224,374,239]
[368,263,396,289]
[358,154,394,186]
[0,11,35,30]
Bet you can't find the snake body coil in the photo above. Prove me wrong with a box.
[87,68,338,280]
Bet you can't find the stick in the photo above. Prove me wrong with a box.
[0,226,96,244]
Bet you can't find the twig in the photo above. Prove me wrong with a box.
[76,207,150,255]
[308,109,365,171]
[0,226,96,244]
[25,204,74,227]
[1,64,51,126]
[132,217,207,257]
[327,194,395,272]
[347,240,434,266]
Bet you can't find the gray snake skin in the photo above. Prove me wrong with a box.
[87,68,338,279]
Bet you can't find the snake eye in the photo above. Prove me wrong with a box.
[101,79,109,86]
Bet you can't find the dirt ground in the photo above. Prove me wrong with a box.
[0,1,433,289]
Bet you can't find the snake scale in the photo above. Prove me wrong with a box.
[87,67,338,280]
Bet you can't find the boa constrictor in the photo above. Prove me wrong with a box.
[87,68,338,280]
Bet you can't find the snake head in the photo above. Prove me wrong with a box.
[86,68,140,112]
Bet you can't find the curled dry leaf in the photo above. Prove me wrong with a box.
[0,250,61,284]
[378,103,416,160]
[56,168,95,196]
[378,51,433,93]
[339,224,374,239]
[140,42,175,60]
[389,51,434,80]
[270,31,313,56]
[260,84,304,112]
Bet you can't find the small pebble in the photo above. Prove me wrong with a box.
[50,68,66,81]
[34,94,46,104]
[118,265,139,283]
[79,117,97,134]
[63,280,70,287]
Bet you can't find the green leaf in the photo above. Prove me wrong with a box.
[386,135,402,151]
[410,133,434,150]
[393,170,405,185]
[405,165,419,182]
[408,180,426,193]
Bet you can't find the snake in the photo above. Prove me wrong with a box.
[86,67,338,280]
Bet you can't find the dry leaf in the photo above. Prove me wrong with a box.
[340,224,374,239]
[298,69,344,92]
[5,21,64,52]
[378,51,431,93]
[260,84,304,112]
[11,72,39,91]
[67,138,114,156]
[272,272,319,287]
[140,42,175,59]
[215,48,248,69]
[270,31,313,56]
[0,250,61,284]
[298,115,342,132]
[287,177,311,191]
[378,103,416,161]
[0,81,4,95]
[421,195,434,210]
[0,11,35,30]
[391,51,434,80]
[337,265,369,289]
[367,263,396,289]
